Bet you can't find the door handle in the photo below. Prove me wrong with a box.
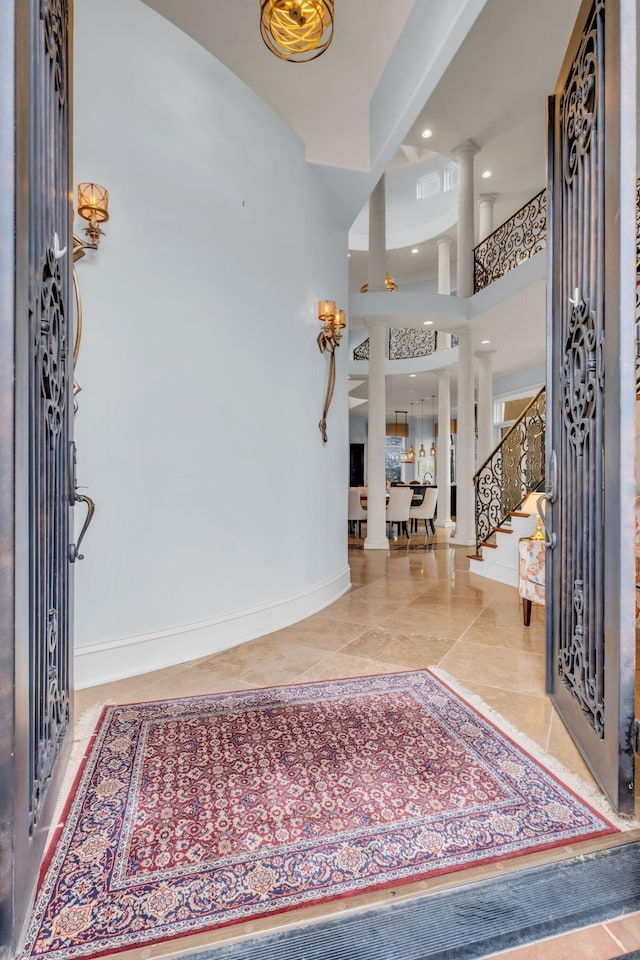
[70,494,95,562]
[540,449,557,548]
[68,440,95,562]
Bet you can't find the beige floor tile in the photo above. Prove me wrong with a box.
[605,911,640,951]
[297,651,408,683]
[454,679,552,752]
[340,626,455,670]
[439,638,546,694]
[268,617,371,651]
[482,924,622,960]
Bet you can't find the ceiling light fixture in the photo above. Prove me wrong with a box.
[430,395,437,457]
[404,403,415,464]
[481,339,491,344]
[260,0,334,62]
[360,275,398,293]
[411,248,419,254]
[421,128,433,139]
[481,170,493,179]
[418,399,426,459]
[423,320,434,326]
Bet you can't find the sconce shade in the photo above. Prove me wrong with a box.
[260,0,334,62]
[418,444,426,458]
[77,182,109,224]
[318,300,336,322]
[334,308,346,329]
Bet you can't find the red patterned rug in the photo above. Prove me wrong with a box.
[22,670,616,959]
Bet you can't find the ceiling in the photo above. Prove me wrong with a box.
[141,0,583,412]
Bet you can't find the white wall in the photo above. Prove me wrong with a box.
[72,0,350,687]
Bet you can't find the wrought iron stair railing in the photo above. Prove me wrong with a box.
[473,189,547,293]
[473,386,546,555]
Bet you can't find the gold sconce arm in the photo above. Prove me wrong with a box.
[72,183,109,408]
[316,302,345,443]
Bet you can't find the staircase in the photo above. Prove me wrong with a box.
[468,510,538,586]
[468,386,546,585]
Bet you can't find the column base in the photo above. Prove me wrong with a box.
[449,533,477,546]
[364,536,390,551]
[435,519,456,528]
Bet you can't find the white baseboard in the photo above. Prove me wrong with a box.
[74,566,351,689]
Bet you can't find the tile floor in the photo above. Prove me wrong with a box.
[71,529,640,960]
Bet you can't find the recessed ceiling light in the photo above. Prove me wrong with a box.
[421,128,433,139]
[409,374,417,378]
[481,170,492,179]
[480,339,491,344]
[423,320,434,326]
[347,252,351,258]
[411,248,419,254]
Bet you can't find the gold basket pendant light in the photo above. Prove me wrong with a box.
[260,1,334,62]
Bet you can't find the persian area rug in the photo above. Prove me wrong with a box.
[22,670,617,960]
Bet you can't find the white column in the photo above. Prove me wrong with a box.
[437,237,451,295]
[364,319,388,550]
[450,328,476,545]
[435,372,453,527]
[478,193,497,243]
[364,174,389,550]
[436,239,452,351]
[368,175,387,293]
[476,351,494,465]
[452,140,479,298]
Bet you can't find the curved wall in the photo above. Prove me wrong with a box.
[73,0,349,687]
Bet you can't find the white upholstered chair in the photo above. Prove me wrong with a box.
[409,487,438,536]
[348,487,367,538]
[386,486,413,539]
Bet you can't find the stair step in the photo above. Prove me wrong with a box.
[493,527,512,535]
[466,553,483,561]
[482,541,498,549]
[510,511,530,518]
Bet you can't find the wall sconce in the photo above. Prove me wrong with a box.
[76,182,109,253]
[317,299,345,443]
[72,183,109,405]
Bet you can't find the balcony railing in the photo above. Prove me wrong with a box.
[473,386,546,554]
[474,189,547,293]
[353,327,438,361]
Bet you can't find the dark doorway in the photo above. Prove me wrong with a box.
[350,443,365,487]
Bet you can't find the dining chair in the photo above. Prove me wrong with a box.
[348,487,368,538]
[409,486,438,536]
[386,486,413,539]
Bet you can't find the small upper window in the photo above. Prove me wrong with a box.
[443,162,458,192]
[416,171,440,201]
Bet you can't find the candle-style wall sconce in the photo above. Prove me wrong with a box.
[316,299,345,443]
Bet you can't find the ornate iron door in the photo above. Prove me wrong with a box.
[546,0,636,814]
[0,0,74,954]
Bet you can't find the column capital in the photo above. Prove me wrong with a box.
[452,139,480,161]
[475,348,496,360]
[437,369,451,384]
[478,192,498,204]
[437,236,452,249]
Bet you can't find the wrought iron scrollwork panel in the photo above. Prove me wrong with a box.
[474,388,546,552]
[555,0,604,738]
[473,189,547,293]
[389,327,437,359]
[28,0,72,830]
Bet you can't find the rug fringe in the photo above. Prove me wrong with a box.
[46,702,116,853]
[429,667,638,831]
